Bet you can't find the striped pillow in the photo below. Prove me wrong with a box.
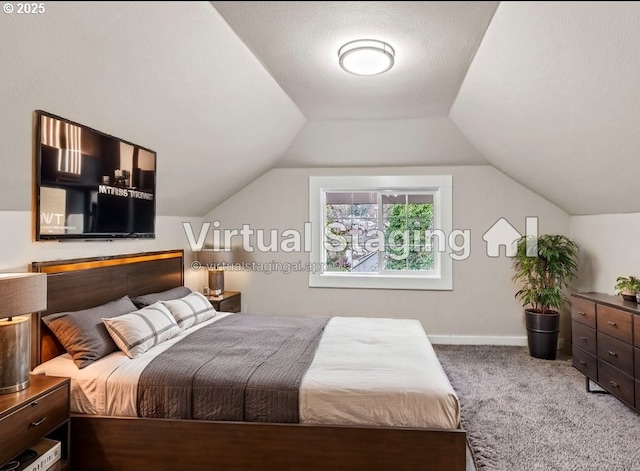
[103,302,181,358]
[161,292,216,330]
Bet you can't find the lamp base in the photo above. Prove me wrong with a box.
[0,315,31,395]
[208,270,225,297]
[0,378,30,395]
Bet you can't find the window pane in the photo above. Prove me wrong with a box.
[382,194,406,204]
[352,252,378,273]
[382,193,434,272]
[408,246,434,270]
[325,246,352,271]
[326,192,353,205]
[326,203,351,218]
[353,203,377,218]
[352,219,377,252]
[408,218,430,231]
[383,246,408,270]
[383,245,435,271]
[407,194,433,204]
[382,194,406,219]
[352,192,376,204]
[326,191,380,273]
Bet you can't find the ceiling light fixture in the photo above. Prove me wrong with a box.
[338,39,395,76]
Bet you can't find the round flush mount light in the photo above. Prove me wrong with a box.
[338,39,395,76]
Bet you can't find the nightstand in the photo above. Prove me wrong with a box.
[207,291,241,313]
[0,376,70,470]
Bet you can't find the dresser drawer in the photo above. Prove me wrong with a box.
[635,315,640,347]
[572,321,596,355]
[597,332,633,375]
[635,347,640,379]
[572,346,597,380]
[572,297,596,328]
[596,305,632,343]
[1,384,69,460]
[636,380,640,409]
[598,360,635,407]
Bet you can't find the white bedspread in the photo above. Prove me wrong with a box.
[33,315,460,429]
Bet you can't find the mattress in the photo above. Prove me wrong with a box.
[33,315,460,429]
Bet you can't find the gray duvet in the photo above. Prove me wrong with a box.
[137,314,329,422]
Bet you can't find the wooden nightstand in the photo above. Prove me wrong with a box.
[207,291,241,313]
[0,376,70,470]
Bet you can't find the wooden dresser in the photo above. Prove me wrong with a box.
[571,292,639,411]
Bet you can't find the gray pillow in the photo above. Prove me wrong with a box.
[130,286,192,309]
[42,296,138,369]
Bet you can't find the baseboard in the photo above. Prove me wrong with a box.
[429,335,566,349]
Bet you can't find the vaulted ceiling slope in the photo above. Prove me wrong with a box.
[451,1,640,215]
[212,1,499,120]
[0,2,304,216]
[278,117,487,168]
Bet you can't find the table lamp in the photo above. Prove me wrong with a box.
[195,248,234,296]
[0,273,47,395]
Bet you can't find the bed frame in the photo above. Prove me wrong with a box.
[31,250,467,471]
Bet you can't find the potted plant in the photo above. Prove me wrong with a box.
[614,276,640,302]
[512,234,579,360]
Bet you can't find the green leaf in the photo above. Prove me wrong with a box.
[512,234,579,313]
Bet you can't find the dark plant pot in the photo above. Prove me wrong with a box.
[621,293,636,302]
[525,309,559,360]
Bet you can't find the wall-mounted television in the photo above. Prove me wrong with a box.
[35,110,156,240]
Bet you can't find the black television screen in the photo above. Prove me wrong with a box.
[35,111,156,240]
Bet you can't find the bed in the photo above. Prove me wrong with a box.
[30,250,467,471]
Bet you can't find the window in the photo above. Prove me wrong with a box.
[309,175,453,290]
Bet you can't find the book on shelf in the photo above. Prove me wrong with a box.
[14,438,61,471]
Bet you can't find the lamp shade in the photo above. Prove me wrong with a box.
[195,248,235,268]
[0,273,47,318]
[0,272,47,395]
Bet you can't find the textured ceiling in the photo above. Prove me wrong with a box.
[451,1,640,215]
[0,2,304,216]
[4,1,639,218]
[212,1,499,120]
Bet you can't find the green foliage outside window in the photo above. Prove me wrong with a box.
[384,202,434,270]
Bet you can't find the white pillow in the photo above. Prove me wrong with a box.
[161,291,216,330]
[103,302,181,358]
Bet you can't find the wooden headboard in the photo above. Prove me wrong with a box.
[30,250,184,368]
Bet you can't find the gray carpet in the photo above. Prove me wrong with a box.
[433,345,640,471]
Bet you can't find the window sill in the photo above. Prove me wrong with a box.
[308,272,452,290]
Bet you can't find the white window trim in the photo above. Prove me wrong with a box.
[309,175,453,290]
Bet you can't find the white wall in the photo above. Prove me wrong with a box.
[0,212,204,291]
[570,213,640,295]
[0,2,304,217]
[204,165,570,343]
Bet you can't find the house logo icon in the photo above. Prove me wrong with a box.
[482,217,538,257]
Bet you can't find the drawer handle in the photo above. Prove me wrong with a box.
[30,417,47,427]
[578,311,587,316]
[610,381,619,388]
[579,336,588,342]
[579,360,587,365]
[607,321,617,327]
[608,351,618,357]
